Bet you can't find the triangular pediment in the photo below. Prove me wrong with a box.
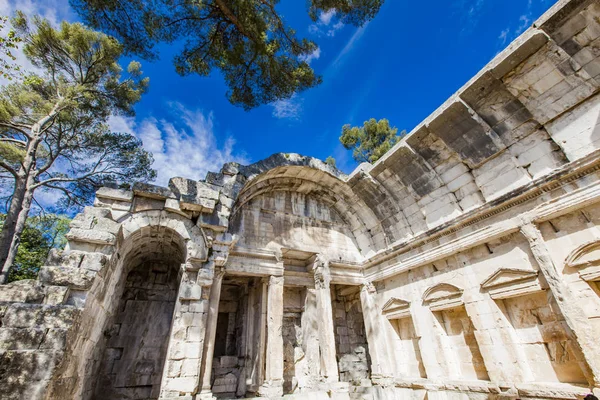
[481,268,538,289]
[382,297,411,319]
[382,298,410,313]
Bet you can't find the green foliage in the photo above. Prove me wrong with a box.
[340,118,405,163]
[0,14,156,208]
[308,0,384,25]
[0,214,70,282]
[70,0,384,110]
[325,156,336,168]
[0,16,22,80]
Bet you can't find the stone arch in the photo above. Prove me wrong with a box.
[75,211,208,400]
[229,165,380,259]
[422,283,464,310]
[565,240,600,270]
[118,210,209,265]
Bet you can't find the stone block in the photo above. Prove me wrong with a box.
[220,355,239,368]
[96,187,133,202]
[2,304,78,329]
[0,280,45,303]
[163,376,197,392]
[44,286,69,306]
[0,328,45,350]
[133,182,176,199]
[66,228,116,245]
[39,266,96,290]
[179,282,202,300]
[40,329,68,350]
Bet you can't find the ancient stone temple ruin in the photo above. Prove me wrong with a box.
[4,0,600,399]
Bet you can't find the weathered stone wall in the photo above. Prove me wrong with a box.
[4,1,600,399]
[332,286,371,385]
[93,260,180,399]
[230,191,362,262]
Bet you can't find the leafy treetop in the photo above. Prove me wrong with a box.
[69,0,384,110]
[340,118,404,164]
[0,16,22,80]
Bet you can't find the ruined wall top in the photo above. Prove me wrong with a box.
[96,0,600,262]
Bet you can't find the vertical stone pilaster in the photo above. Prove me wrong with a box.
[198,267,226,398]
[359,282,394,383]
[520,223,600,386]
[158,263,213,400]
[410,300,445,380]
[259,275,284,397]
[313,257,340,383]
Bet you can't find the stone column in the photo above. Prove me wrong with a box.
[198,267,226,399]
[258,275,284,397]
[359,282,394,384]
[520,223,600,386]
[313,258,340,383]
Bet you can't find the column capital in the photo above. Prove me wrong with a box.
[268,275,284,286]
[361,281,377,295]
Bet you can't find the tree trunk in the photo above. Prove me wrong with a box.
[0,186,34,283]
[0,99,63,284]
[0,177,28,283]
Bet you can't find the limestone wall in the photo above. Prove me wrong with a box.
[4,0,600,399]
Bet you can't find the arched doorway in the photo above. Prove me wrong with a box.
[92,225,186,399]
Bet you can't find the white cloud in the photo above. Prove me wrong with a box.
[299,47,321,64]
[108,104,248,185]
[498,28,510,45]
[309,9,344,37]
[333,23,369,67]
[270,94,303,120]
[515,14,531,36]
[496,0,536,50]
[319,9,336,25]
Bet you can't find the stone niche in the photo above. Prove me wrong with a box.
[482,267,587,385]
[92,226,185,400]
[424,283,490,381]
[281,286,320,394]
[382,298,426,379]
[211,278,252,398]
[332,285,371,384]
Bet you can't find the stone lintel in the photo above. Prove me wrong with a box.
[95,186,133,202]
[132,182,176,200]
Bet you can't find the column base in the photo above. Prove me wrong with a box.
[195,390,216,400]
[370,374,394,386]
[258,379,283,398]
[322,381,350,400]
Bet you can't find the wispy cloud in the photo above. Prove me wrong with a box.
[496,0,549,49]
[299,47,321,64]
[309,9,344,37]
[453,0,486,34]
[108,104,248,185]
[333,23,369,67]
[270,94,303,120]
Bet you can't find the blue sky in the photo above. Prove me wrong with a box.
[2,0,556,186]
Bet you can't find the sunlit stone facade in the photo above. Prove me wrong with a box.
[3,0,600,399]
